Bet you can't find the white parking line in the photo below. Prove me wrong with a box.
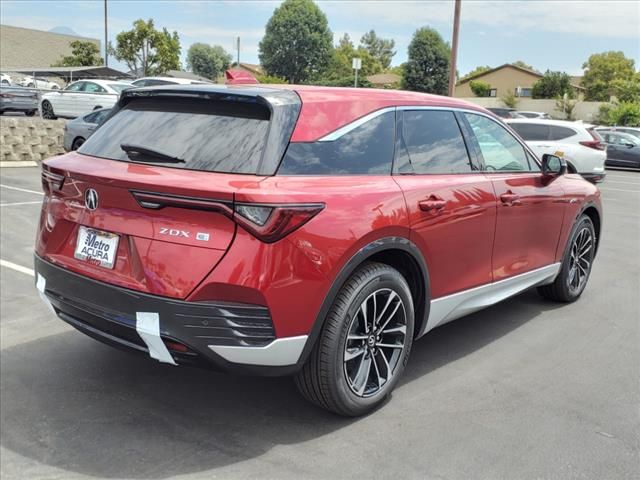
[0,259,35,277]
[600,187,640,194]
[0,201,42,207]
[0,184,43,195]
[604,180,640,186]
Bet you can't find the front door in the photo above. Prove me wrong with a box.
[393,109,497,300]
[460,112,566,281]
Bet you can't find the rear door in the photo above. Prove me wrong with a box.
[393,108,497,301]
[603,132,640,167]
[38,88,300,299]
[461,112,566,281]
[57,81,85,116]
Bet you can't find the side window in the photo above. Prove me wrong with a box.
[278,111,395,175]
[94,109,110,124]
[548,126,576,141]
[464,113,535,172]
[83,111,99,123]
[509,123,550,141]
[65,81,85,92]
[83,82,106,93]
[398,110,472,174]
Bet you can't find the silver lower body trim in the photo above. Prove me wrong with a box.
[419,263,561,337]
[208,335,308,366]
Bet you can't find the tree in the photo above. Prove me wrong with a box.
[323,33,382,81]
[555,96,578,120]
[532,70,574,99]
[109,19,181,76]
[462,65,491,80]
[611,73,640,102]
[402,27,450,94]
[52,40,102,67]
[186,43,231,80]
[512,60,535,71]
[360,30,396,69]
[501,91,518,108]
[582,51,636,101]
[470,80,491,97]
[259,0,333,83]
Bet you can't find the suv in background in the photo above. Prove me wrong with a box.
[507,118,606,182]
[598,130,640,169]
[517,111,551,119]
[35,85,602,416]
[487,107,523,119]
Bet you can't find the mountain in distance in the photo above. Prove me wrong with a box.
[49,26,78,36]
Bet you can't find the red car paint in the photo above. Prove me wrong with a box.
[35,85,602,359]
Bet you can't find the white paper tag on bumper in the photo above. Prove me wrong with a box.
[135,312,177,366]
[36,273,56,314]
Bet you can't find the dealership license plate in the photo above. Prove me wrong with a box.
[74,226,120,269]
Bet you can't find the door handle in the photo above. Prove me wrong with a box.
[500,191,521,206]
[419,196,446,212]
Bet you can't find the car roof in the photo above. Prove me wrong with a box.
[506,118,594,129]
[133,76,206,84]
[72,79,130,87]
[121,83,490,142]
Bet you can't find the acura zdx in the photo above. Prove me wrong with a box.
[35,85,602,416]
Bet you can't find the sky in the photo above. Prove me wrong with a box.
[1,0,639,76]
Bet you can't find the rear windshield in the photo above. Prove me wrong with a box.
[79,96,271,174]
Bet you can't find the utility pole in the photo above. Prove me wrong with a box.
[236,36,240,66]
[104,0,108,67]
[448,0,461,96]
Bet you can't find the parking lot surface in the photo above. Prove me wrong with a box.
[1,167,638,480]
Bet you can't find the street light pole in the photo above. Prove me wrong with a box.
[104,0,108,67]
[448,0,461,96]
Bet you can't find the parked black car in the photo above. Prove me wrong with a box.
[0,86,39,116]
[599,130,640,169]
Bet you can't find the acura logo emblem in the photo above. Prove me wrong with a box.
[85,188,98,210]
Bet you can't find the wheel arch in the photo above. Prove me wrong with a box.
[581,203,601,257]
[72,136,86,150]
[296,236,430,367]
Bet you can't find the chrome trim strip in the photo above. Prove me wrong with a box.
[208,335,308,366]
[418,263,561,337]
[318,107,396,142]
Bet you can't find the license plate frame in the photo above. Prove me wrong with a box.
[74,226,120,269]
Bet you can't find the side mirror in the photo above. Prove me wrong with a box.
[542,153,567,176]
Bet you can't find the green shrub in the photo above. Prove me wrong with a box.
[606,102,640,126]
[469,80,491,97]
[256,74,287,84]
[501,91,518,108]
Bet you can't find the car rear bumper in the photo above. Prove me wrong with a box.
[34,255,308,375]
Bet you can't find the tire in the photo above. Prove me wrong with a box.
[25,110,36,117]
[538,214,596,302]
[71,137,85,150]
[27,82,34,88]
[41,101,56,120]
[295,261,415,416]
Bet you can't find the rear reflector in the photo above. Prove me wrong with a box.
[164,340,190,353]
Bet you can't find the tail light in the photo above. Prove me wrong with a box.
[234,203,324,243]
[131,190,324,243]
[581,129,605,150]
[41,168,65,192]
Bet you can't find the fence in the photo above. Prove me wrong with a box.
[458,98,606,122]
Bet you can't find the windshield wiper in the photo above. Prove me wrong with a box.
[120,143,185,164]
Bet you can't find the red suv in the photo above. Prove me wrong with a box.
[35,85,602,416]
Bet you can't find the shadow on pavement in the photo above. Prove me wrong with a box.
[0,289,564,478]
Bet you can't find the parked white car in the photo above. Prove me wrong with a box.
[516,111,551,119]
[1,73,11,85]
[40,79,131,119]
[18,76,60,89]
[507,118,606,183]
[131,76,211,87]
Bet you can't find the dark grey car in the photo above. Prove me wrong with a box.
[0,86,39,116]
[599,130,640,169]
[63,108,111,151]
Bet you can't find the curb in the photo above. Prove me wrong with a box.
[0,161,39,168]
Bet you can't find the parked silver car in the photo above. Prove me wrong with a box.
[63,107,111,151]
[0,86,39,116]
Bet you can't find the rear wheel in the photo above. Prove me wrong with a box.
[41,101,56,120]
[25,110,36,117]
[295,261,414,416]
[71,137,85,150]
[538,214,596,302]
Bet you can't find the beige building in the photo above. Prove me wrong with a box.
[455,63,583,98]
[1,24,101,70]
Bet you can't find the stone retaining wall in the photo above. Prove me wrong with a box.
[1,117,66,162]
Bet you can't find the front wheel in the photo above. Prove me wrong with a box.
[25,110,36,117]
[538,214,596,302]
[41,101,56,120]
[295,261,415,416]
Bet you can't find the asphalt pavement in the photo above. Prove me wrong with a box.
[1,166,638,480]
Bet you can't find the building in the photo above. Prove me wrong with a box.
[1,24,101,71]
[366,73,401,89]
[455,63,583,98]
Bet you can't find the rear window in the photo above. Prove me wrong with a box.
[79,96,271,174]
[277,111,395,175]
[509,122,550,141]
[548,125,576,140]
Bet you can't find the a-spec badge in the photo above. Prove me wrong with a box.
[196,232,210,242]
